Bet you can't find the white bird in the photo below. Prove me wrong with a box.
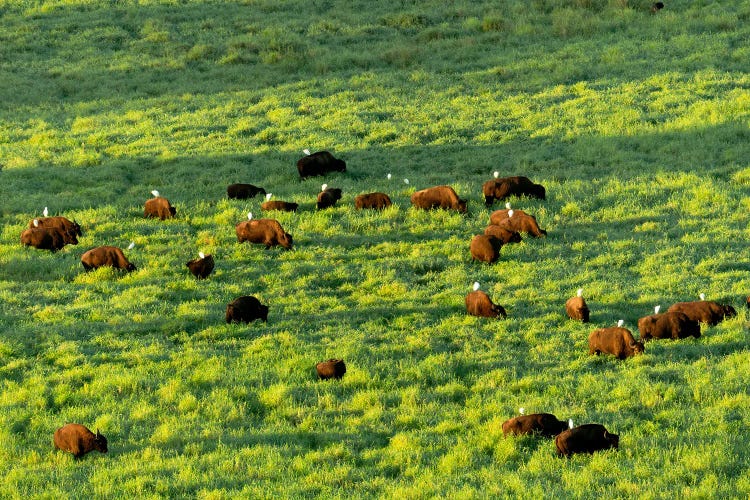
[43,207,48,217]
[519,407,525,415]
[321,184,327,192]
[265,193,273,201]
[199,252,205,259]
[472,282,480,291]
[508,209,514,218]
[617,319,624,328]
[699,293,706,301]
[127,241,135,250]
[387,173,392,180]
[505,202,511,210]
[151,190,159,197]
[33,219,39,227]
[568,419,574,429]
[577,288,583,297]
[247,212,253,220]
[404,178,409,185]
[493,171,499,178]
[303,149,311,156]
[654,305,661,314]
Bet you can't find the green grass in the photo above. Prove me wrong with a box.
[1,0,750,497]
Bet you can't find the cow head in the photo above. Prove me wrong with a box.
[603,430,619,449]
[126,262,137,272]
[723,305,737,319]
[629,340,645,355]
[260,304,269,322]
[169,206,176,216]
[334,159,346,172]
[63,229,79,245]
[94,429,108,453]
[72,220,83,236]
[457,199,468,214]
[280,232,293,249]
[533,184,546,200]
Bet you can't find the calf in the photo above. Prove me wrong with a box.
[588,327,644,359]
[470,234,502,263]
[261,200,298,212]
[53,424,108,459]
[225,295,268,323]
[555,424,619,457]
[482,176,546,206]
[489,209,547,237]
[317,187,342,210]
[484,225,522,244]
[355,192,392,210]
[81,246,136,272]
[316,359,346,380]
[144,196,176,220]
[465,290,506,318]
[667,301,736,326]
[235,219,293,249]
[410,185,467,213]
[638,311,700,341]
[28,216,82,236]
[565,295,590,322]
[21,226,78,251]
[502,413,568,438]
[186,254,215,279]
[297,151,346,178]
[227,183,266,199]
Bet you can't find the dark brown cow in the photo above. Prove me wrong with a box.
[411,185,467,213]
[317,187,342,210]
[21,227,78,251]
[261,200,298,212]
[667,301,736,326]
[227,183,266,199]
[482,176,546,206]
[81,246,136,272]
[144,196,176,220]
[53,424,108,459]
[186,254,215,279]
[588,327,644,359]
[316,359,346,380]
[638,311,700,341]
[502,413,568,438]
[28,216,82,236]
[470,234,502,263]
[465,290,506,318]
[484,225,522,244]
[489,209,547,237]
[225,296,268,323]
[565,295,590,323]
[355,192,392,210]
[235,219,293,249]
[555,424,619,457]
[297,151,346,178]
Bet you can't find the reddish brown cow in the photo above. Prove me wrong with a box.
[555,424,619,457]
[235,219,293,249]
[21,227,78,251]
[53,424,108,459]
[316,359,346,380]
[261,200,298,212]
[225,295,268,323]
[667,301,736,326]
[489,209,547,237]
[588,327,644,359]
[565,296,590,323]
[317,188,342,210]
[144,196,176,220]
[186,254,215,279]
[482,176,546,206]
[81,246,136,272]
[470,234,502,263]
[28,216,82,236]
[297,151,346,178]
[502,413,568,438]
[411,185,467,213]
[355,192,392,210]
[227,183,266,199]
[465,290,506,318]
[638,311,700,341]
[484,225,522,244]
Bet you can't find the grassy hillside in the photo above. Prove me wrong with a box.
[1,0,749,497]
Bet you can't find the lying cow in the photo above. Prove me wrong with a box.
[489,209,547,237]
[482,176,546,206]
[81,246,136,272]
[317,187,342,210]
[297,151,346,178]
[226,295,268,323]
[484,225,522,244]
[555,424,619,457]
[470,234,502,263]
[144,196,176,220]
[235,219,293,249]
[316,359,346,380]
[21,226,78,251]
[411,185,467,213]
[261,200,298,212]
[465,290,506,318]
[638,311,700,341]
[588,326,644,359]
[227,183,266,199]
[502,413,568,438]
[186,254,215,279]
[667,300,736,326]
[355,192,392,210]
[28,216,82,237]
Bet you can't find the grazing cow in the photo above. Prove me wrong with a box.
[465,290,506,318]
[316,359,346,380]
[565,296,590,323]
[555,424,619,457]
[588,327,644,359]
[484,225,522,244]
[502,413,568,438]
[235,219,293,249]
[53,424,108,459]
[638,311,700,341]
[261,200,298,212]
[21,227,78,251]
[28,216,82,237]
[470,234,502,263]
[489,209,547,237]
[482,176,546,206]
[410,185,467,213]
[225,296,268,323]
[81,246,136,272]
[186,254,215,279]
[297,151,346,178]
[667,301,736,326]
[317,187,342,210]
[227,183,266,199]
[355,192,392,210]
[144,196,176,220]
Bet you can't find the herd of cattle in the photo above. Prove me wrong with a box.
[19,150,741,458]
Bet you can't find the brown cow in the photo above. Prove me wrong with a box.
[588,326,644,359]
[411,185,467,213]
[667,301,736,326]
[28,216,82,236]
[81,246,136,272]
[565,293,590,323]
[297,151,346,178]
[638,311,700,341]
[225,295,268,323]
[489,209,547,237]
[186,254,215,279]
[227,183,266,199]
[465,290,506,318]
[316,359,346,380]
[144,196,176,220]
[21,227,78,251]
[355,192,392,210]
[261,200,298,212]
[502,413,568,438]
[235,219,293,249]
[482,176,546,206]
[484,225,522,244]
[317,187,342,210]
[470,234,502,263]
[53,424,108,459]
[555,424,619,457]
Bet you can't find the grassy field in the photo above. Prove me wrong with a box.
[1,0,750,497]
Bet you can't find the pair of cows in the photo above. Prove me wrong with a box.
[20,217,81,252]
[470,208,547,263]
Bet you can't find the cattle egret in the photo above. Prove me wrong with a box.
[321,184,327,192]
[654,305,661,314]
[473,282,480,291]
[508,209,514,218]
[266,193,273,201]
[577,288,583,297]
[151,190,159,197]
[519,407,525,415]
[568,419,574,429]
[404,178,409,185]
[505,202,511,210]
[43,207,48,217]
[127,241,135,250]
[199,252,205,259]
[617,319,624,328]
[493,171,499,178]
[699,293,705,301]
[33,219,39,227]
[247,212,253,220]
[303,149,311,155]
[387,173,392,180]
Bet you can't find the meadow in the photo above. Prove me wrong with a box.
[1,0,750,497]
